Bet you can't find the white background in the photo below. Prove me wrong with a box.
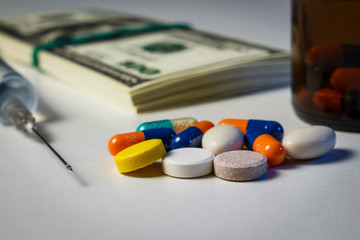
[1,1,359,240]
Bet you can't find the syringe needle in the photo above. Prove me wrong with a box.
[31,126,73,172]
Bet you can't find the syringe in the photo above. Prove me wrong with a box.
[0,57,72,172]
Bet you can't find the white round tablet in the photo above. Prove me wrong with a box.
[202,124,244,155]
[283,125,336,159]
[162,148,215,178]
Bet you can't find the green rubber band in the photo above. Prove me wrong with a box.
[32,22,191,68]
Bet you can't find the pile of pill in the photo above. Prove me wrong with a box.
[298,44,360,116]
[108,118,336,181]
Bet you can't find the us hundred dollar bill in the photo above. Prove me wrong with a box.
[0,9,289,111]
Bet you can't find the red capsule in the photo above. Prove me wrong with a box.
[313,88,342,112]
[296,86,314,106]
[313,89,360,117]
[306,44,360,67]
[330,68,360,91]
[306,44,343,66]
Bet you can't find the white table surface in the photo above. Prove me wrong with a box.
[1,1,359,239]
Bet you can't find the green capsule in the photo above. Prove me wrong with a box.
[136,118,198,133]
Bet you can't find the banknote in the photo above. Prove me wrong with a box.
[0,9,290,112]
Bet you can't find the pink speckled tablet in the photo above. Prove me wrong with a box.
[214,150,267,181]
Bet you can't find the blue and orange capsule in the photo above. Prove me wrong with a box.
[108,128,175,156]
[245,128,286,167]
[218,119,284,142]
[171,120,214,149]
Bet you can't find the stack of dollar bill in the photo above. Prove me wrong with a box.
[0,9,290,113]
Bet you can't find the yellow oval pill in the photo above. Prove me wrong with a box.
[114,139,166,173]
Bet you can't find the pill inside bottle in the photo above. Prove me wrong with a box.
[291,0,360,131]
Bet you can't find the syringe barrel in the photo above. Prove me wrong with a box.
[0,58,38,125]
[3,98,36,132]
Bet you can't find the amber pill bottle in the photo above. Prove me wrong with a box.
[291,0,360,131]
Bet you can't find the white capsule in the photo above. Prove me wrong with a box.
[202,124,244,155]
[283,125,336,159]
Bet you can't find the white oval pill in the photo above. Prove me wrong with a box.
[202,124,244,155]
[283,125,336,159]
[162,148,214,178]
[214,150,267,181]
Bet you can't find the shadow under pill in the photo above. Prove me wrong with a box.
[170,173,215,180]
[275,157,302,170]
[123,161,164,178]
[275,148,355,169]
[253,169,279,182]
[300,148,355,165]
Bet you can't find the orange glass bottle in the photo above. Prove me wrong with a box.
[292,0,360,131]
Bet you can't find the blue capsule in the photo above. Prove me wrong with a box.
[143,128,176,151]
[248,120,284,142]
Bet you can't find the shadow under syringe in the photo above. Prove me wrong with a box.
[23,97,88,186]
[32,96,64,138]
